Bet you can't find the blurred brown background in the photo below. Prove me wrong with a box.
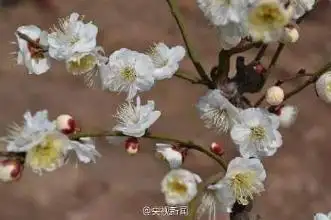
[0,0,330,219]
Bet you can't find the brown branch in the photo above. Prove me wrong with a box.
[254,44,268,61]
[16,31,48,52]
[254,69,311,106]
[165,0,214,89]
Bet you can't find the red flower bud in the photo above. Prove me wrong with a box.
[0,159,23,182]
[210,142,224,155]
[56,114,80,135]
[125,137,140,155]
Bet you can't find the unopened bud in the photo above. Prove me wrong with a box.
[281,27,299,44]
[266,86,284,106]
[0,159,23,182]
[125,137,139,155]
[56,114,79,135]
[210,142,224,155]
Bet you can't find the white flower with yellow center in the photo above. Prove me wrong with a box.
[155,143,183,169]
[197,0,252,26]
[69,137,101,163]
[246,0,292,42]
[230,108,282,158]
[161,169,202,205]
[100,48,155,100]
[197,89,240,133]
[0,110,70,175]
[113,96,161,137]
[208,157,266,210]
[292,0,315,20]
[48,12,98,61]
[314,212,331,220]
[146,43,186,80]
[15,25,51,75]
[316,72,331,104]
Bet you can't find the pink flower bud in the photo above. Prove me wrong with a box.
[210,142,224,155]
[0,159,23,182]
[56,114,79,135]
[125,137,140,155]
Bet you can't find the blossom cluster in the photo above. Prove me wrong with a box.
[1,0,331,218]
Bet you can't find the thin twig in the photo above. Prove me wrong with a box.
[254,44,268,61]
[16,31,48,52]
[165,0,214,88]
[284,61,331,101]
[174,72,204,84]
[228,42,262,55]
[254,70,311,106]
[69,131,228,169]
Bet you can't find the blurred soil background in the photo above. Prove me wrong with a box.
[0,0,330,219]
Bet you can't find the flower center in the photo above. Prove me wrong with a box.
[26,136,64,171]
[250,126,266,141]
[249,3,287,29]
[217,0,231,5]
[120,66,136,82]
[114,102,140,125]
[167,178,188,195]
[70,36,80,45]
[326,81,331,93]
[230,172,257,205]
[147,46,168,68]
[67,54,97,75]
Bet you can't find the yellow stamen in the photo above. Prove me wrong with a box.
[26,135,64,171]
[167,178,188,195]
[230,172,257,205]
[67,54,97,75]
[326,81,331,93]
[250,126,266,141]
[120,66,136,82]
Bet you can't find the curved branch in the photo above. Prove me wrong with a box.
[69,131,228,170]
[165,0,214,89]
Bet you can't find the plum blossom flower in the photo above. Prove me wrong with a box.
[48,12,98,61]
[197,89,240,133]
[314,212,331,220]
[161,169,202,205]
[292,0,315,19]
[316,72,331,104]
[208,157,266,211]
[0,110,71,175]
[146,43,186,80]
[69,137,101,163]
[155,143,183,169]
[99,48,155,100]
[113,96,161,137]
[230,108,282,158]
[15,25,51,75]
[245,0,292,42]
[276,105,298,128]
[196,0,252,26]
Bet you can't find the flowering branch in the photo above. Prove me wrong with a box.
[68,131,228,169]
[165,0,214,88]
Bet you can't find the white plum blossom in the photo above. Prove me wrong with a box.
[277,105,298,128]
[48,12,98,61]
[196,0,252,26]
[15,25,51,75]
[292,0,315,19]
[316,72,331,104]
[208,157,266,211]
[314,212,331,220]
[161,169,202,205]
[197,89,240,133]
[245,0,292,42]
[113,96,161,137]
[230,108,282,158]
[99,48,155,100]
[146,43,186,80]
[69,137,101,163]
[217,22,246,50]
[0,110,71,175]
[155,143,183,169]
